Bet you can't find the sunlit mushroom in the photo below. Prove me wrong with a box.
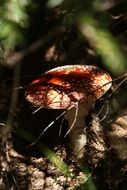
[25,65,112,158]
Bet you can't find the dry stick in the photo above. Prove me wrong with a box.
[78,76,127,187]
[113,73,127,81]
[94,74,127,121]
[64,102,79,137]
[76,99,109,158]
[84,100,108,131]
[5,25,62,66]
[2,69,126,175]
[106,75,127,124]
[96,75,127,122]
[77,75,127,155]
[32,106,44,114]
[29,105,74,146]
[59,116,65,137]
[76,101,109,157]
[5,63,21,127]
[32,92,68,114]
[98,101,109,122]
[24,73,127,185]
[92,72,127,102]
[11,72,127,147]
[4,39,44,66]
[107,112,127,123]
[97,100,108,116]
[108,75,127,99]
[2,64,21,190]
[28,76,113,146]
[96,100,109,122]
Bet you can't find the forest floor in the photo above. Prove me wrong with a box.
[1,4,127,189]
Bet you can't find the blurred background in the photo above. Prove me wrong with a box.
[1,0,127,189]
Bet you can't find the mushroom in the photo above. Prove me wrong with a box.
[25,65,112,158]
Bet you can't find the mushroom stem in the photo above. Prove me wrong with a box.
[64,102,93,159]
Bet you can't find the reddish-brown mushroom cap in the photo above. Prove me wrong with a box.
[25,65,112,109]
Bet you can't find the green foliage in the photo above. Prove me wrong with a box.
[47,0,64,8]
[47,0,127,74]
[79,14,126,74]
[0,0,29,49]
[1,1,127,189]
[16,126,72,177]
[0,0,127,74]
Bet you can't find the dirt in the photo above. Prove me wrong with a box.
[1,3,127,189]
